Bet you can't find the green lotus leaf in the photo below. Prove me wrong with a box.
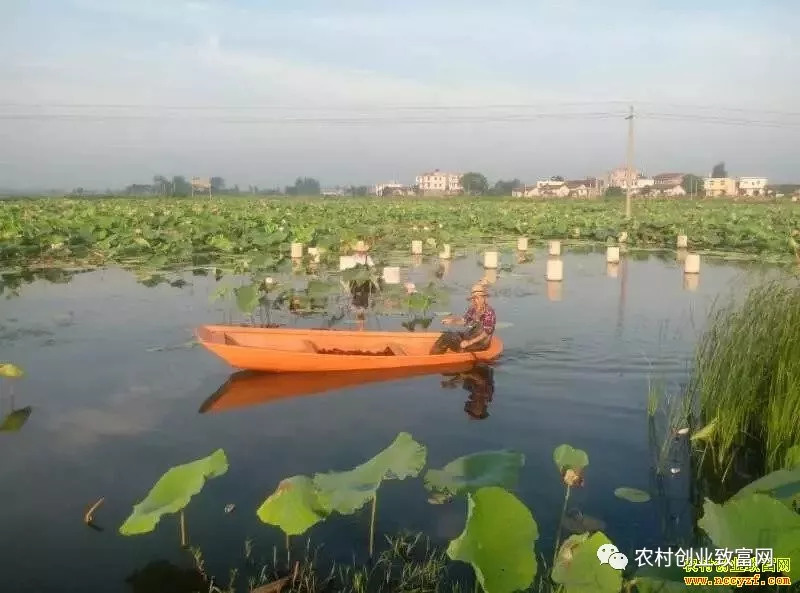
[553,444,589,473]
[698,494,800,578]
[234,283,260,313]
[447,486,538,593]
[312,432,426,515]
[0,363,24,379]
[732,467,800,505]
[423,450,525,503]
[614,487,651,503]
[0,406,32,431]
[256,475,330,536]
[119,449,229,535]
[551,532,622,593]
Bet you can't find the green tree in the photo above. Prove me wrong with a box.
[682,174,704,196]
[171,176,191,197]
[711,162,727,178]
[490,179,522,196]
[604,186,624,198]
[287,177,321,196]
[460,172,489,196]
[551,175,565,182]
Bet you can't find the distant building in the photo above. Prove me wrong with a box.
[738,177,768,197]
[512,185,538,198]
[703,177,738,197]
[415,170,462,195]
[607,167,642,190]
[375,182,414,197]
[565,179,601,198]
[321,188,346,196]
[653,173,686,186]
[535,179,570,197]
[652,183,687,197]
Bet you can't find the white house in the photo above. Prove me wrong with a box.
[652,183,687,197]
[704,178,738,197]
[415,170,462,195]
[738,177,768,197]
[374,182,411,196]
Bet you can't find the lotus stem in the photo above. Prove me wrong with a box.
[368,494,377,559]
[83,497,105,525]
[286,533,291,568]
[552,485,572,570]
[180,510,187,547]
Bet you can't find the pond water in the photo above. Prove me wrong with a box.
[0,249,781,592]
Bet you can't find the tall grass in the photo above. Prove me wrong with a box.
[689,279,800,479]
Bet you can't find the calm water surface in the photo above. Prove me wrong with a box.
[0,250,780,592]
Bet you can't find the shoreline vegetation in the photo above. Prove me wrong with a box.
[1,197,799,273]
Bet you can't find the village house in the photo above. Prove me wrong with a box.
[703,177,738,197]
[565,179,602,198]
[415,169,462,195]
[738,177,768,197]
[651,183,687,197]
[374,182,414,196]
[653,173,685,186]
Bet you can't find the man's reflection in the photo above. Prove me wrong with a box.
[441,364,495,420]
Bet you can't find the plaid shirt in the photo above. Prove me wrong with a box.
[464,305,497,335]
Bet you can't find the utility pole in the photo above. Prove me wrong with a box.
[625,105,635,219]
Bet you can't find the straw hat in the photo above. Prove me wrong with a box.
[467,281,489,300]
[353,240,370,252]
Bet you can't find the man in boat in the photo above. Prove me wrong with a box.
[430,282,496,354]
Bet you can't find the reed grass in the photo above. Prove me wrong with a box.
[689,279,800,479]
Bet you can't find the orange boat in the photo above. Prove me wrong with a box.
[195,325,503,372]
[199,362,478,414]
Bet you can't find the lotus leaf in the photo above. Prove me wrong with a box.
[423,450,525,503]
[312,432,426,515]
[234,283,261,313]
[256,475,330,536]
[697,494,800,578]
[119,449,229,535]
[553,444,589,473]
[0,363,24,378]
[551,532,622,593]
[731,467,800,505]
[447,486,538,593]
[614,487,651,503]
[0,406,32,431]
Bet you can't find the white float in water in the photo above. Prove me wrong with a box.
[517,237,528,251]
[483,251,498,269]
[546,258,563,281]
[440,244,451,259]
[684,253,700,274]
[548,240,561,256]
[411,240,423,255]
[382,266,400,284]
[677,234,688,249]
[606,246,620,264]
[307,246,320,262]
[290,242,303,259]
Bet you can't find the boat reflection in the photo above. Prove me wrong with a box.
[200,362,496,420]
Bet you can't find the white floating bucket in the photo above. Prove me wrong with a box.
[677,234,688,249]
[606,246,620,264]
[546,258,563,281]
[517,237,528,251]
[339,255,355,271]
[307,246,320,262]
[440,244,451,259]
[290,242,303,259]
[548,240,561,256]
[483,251,498,269]
[382,266,400,284]
[411,240,423,255]
[684,253,700,274]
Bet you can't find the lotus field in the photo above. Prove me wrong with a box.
[1,197,799,272]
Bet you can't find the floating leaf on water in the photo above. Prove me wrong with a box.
[447,487,538,593]
[119,449,228,535]
[553,444,589,474]
[256,475,330,536]
[698,494,800,578]
[731,466,800,505]
[0,363,24,378]
[551,532,622,593]
[423,450,525,504]
[234,283,261,313]
[312,432,426,515]
[0,406,32,432]
[614,487,651,503]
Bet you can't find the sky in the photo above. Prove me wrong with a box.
[1,0,798,190]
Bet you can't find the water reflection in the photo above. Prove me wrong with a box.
[546,280,562,302]
[200,362,495,418]
[125,560,206,593]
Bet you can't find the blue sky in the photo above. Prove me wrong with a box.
[1,0,798,189]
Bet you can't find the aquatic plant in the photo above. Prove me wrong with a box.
[689,279,800,478]
[119,449,229,545]
[423,450,525,504]
[0,362,31,432]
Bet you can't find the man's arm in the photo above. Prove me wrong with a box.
[460,330,489,348]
